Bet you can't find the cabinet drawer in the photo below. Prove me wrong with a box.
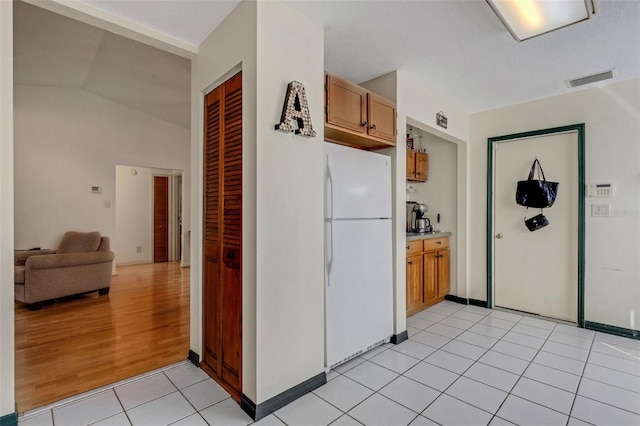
[406,240,422,255]
[423,237,449,252]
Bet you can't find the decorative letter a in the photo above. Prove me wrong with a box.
[275,81,316,137]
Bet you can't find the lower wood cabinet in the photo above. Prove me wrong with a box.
[406,236,450,316]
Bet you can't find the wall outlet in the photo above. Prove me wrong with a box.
[136,246,142,253]
[591,204,610,217]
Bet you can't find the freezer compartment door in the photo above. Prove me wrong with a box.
[324,143,391,220]
[325,219,393,368]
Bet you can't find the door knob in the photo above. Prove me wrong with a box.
[495,233,503,239]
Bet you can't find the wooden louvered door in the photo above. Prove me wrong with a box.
[202,71,242,400]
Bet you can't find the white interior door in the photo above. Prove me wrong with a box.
[493,132,578,322]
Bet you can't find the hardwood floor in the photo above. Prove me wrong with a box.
[14,261,190,412]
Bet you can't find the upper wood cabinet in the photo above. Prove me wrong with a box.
[407,150,428,182]
[325,73,397,150]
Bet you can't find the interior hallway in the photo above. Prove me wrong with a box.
[14,261,190,412]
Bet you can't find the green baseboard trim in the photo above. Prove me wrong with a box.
[391,331,408,344]
[0,412,17,426]
[240,372,326,421]
[187,349,200,366]
[444,295,469,305]
[469,299,489,308]
[584,321,639,340]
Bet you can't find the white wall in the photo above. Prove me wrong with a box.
[255,0,325,402]
[362,71,470,336]
[13,85,190,264]
[0,0,15,419]
[192,0,325,405]
[469,78,640,331]
[406,127,458,293]
[115,165,182,265]
[396,71,469,303]
[191,0,258,401]
[191,1,324,404]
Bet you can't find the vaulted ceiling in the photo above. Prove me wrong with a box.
[13,1,191,128]
[14,0,640,124]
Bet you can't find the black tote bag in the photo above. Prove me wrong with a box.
[516,159,559,208]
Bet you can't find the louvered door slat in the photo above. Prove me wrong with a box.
[202,71,242,402]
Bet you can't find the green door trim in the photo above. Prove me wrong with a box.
[486,124,585,327]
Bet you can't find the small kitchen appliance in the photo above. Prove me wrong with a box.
[407,202,432,233]
[406,201,418,232]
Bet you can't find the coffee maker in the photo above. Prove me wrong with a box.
[406,202,432,233]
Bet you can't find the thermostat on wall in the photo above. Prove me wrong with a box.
[91,186,102,194]
[587,183,613,198]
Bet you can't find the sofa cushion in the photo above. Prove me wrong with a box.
[57,232,102,254]
[15,266,25,284]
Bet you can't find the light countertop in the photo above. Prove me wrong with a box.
[406,231,452,241]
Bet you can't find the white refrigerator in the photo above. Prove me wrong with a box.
[324,142,393,369]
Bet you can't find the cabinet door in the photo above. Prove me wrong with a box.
[415,152,429,182]
[326,74,367,134]
[423,251,438,302]
[407,254,423,313]
[437,249,450,298]
[406,150,416,180]
[367,92,397,143]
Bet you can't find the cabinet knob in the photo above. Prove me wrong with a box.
[406,245,410,250]
[408,261,413,265]
[361,121,368,127]
[436,241,442,244]
[370,124,377,130]
[496,233,503,239]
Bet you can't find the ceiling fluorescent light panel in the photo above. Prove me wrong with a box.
[487,0,596,41]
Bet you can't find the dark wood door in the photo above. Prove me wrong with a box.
[202,71,242,400]
[154,176,169,262]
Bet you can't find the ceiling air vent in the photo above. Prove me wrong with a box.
[566,69,615,88]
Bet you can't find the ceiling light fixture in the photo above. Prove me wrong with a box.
[487,0,596,42]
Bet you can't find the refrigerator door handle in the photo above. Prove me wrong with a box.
[326,221,333,286]
[326,155,334,286]
[326,155,334,220]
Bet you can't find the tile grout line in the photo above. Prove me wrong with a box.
[499,320,580,423]
[434,305,595,423]
[414,306,503,423]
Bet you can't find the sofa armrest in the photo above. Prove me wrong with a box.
[26,251,114,270]
[15,249,57,266]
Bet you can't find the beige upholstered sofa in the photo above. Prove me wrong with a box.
[14,231,115,309]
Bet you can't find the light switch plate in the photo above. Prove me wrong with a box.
[591,204,610,217]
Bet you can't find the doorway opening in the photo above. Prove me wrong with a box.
[486,124,585,325]
[404,116,468,308]
[115,165,184,267]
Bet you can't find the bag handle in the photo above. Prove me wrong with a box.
[527,158,547,182]
[524,207,544,220]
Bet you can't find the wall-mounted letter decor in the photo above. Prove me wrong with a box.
[275,81,316,137]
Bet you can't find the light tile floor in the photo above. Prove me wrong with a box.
[18,301,640,426]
